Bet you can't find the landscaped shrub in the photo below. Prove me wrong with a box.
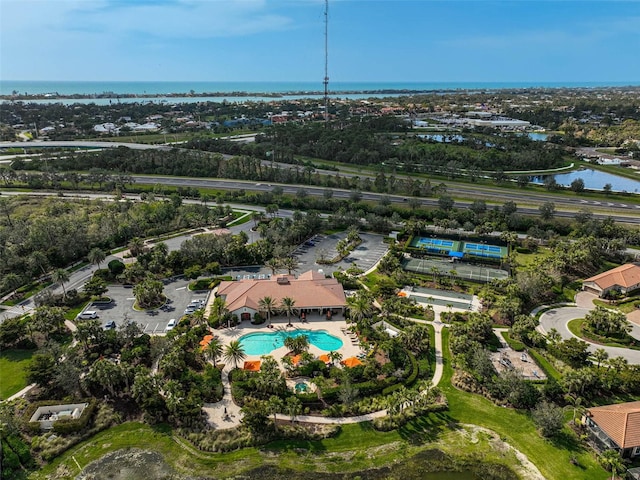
[108,259,125,276]
[252,312,265,325]
[373,401,448,431]
[52,400,97,434]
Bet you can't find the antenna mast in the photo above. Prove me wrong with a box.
[323,0,329,126]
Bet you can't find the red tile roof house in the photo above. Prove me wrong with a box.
[585,401,640,458]
[216,270,347,323]
[582,264,640,298]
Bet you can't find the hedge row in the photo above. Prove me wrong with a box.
[52,400,97,434]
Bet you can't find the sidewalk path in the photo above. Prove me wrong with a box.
[2,383,36,402]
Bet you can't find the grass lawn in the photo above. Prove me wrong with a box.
[27,328,610,480]
[594,297,640,314]
[438,332,608,480]
[0,349,34,400]
[567,319,640,350]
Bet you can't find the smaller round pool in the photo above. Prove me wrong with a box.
[239,329,343,355]
[295,382,308,393]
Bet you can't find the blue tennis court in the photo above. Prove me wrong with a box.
[409,237,461,251]
[463,242,507,259]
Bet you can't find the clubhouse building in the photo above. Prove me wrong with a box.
[216,270,347,322]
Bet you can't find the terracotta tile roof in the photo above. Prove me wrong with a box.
[217,271,347,313]
[588,401,640,448]
[585,264,640,290]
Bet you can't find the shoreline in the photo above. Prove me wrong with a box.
[3,84,640,101]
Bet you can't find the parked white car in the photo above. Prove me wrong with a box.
[165,319,177,331]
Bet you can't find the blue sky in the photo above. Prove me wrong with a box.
[1,0,639,83]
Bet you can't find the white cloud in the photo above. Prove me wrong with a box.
[1,0,295,39]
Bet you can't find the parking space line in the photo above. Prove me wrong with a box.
[176,287,186,291]
[127,297,135,300]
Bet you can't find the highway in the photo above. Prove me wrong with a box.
[127,175,640,225]
[2,139,640,218]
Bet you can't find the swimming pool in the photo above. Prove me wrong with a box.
[239,329,344,356]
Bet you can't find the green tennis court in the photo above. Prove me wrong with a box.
[402,257,509,283]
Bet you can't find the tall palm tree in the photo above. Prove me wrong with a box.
[205,337,224,367]
[347,291,373,324]
[265,258,281,275]
[87,247,106,268]
[281,256,298,275]
[280,297,296,327]
[223,340,246,369]
[258,296,276,326]
[52,268,70,297]
[128,237,145,257]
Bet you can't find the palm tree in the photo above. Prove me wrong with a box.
[258,296,276,326]
[280,297,296,327]
[205,337,223,367]
[599,449,626,480]
[2,272,22,297]
[328,350,343,366]
[223,340,246,369]
[265,258,281,275]
[284,335,309,355]
[87,247,106,268]
[281,256,298,275]
[128,237,145,257]
[52,268,70,297]
[285,396,302,423]
[564,394,585,425]
[347,291,374,323]
[592,348,609,369]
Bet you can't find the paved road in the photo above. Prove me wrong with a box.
[2,139,639,218]
[539,306,640,364]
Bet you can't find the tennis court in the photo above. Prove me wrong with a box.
[402,257,509,283]
[463,242,508,259]
[409,236,461,252]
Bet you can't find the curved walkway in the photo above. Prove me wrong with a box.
[538,292,640,364]
[204,318,445,429]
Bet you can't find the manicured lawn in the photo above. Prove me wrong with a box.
[29,327,609,480]
[0,349,34,400]
[567,319,640,350]
[439,331,608,480]
[594,297,640,314]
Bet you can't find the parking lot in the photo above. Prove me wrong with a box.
[77,278,210,335]
[292,232,389,275]
[222,231,389,279]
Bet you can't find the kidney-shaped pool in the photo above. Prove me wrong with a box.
[239,329,343,355]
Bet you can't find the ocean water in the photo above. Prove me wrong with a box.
[2,80,639,96]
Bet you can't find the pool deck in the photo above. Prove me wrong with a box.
[399,287,481,316]
[215,314,365,363]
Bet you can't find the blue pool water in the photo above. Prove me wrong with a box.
[239,329,343,355]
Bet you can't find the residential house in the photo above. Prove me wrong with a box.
[583,264,640,297]
[585,401,640,457]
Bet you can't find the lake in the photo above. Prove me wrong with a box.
[532,167,640,193]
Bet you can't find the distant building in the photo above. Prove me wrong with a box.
[583,264,640,297]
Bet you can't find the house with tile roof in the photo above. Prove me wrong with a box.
[583,264,640,298]
[585,401,640,457]
[216,270,347,322]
